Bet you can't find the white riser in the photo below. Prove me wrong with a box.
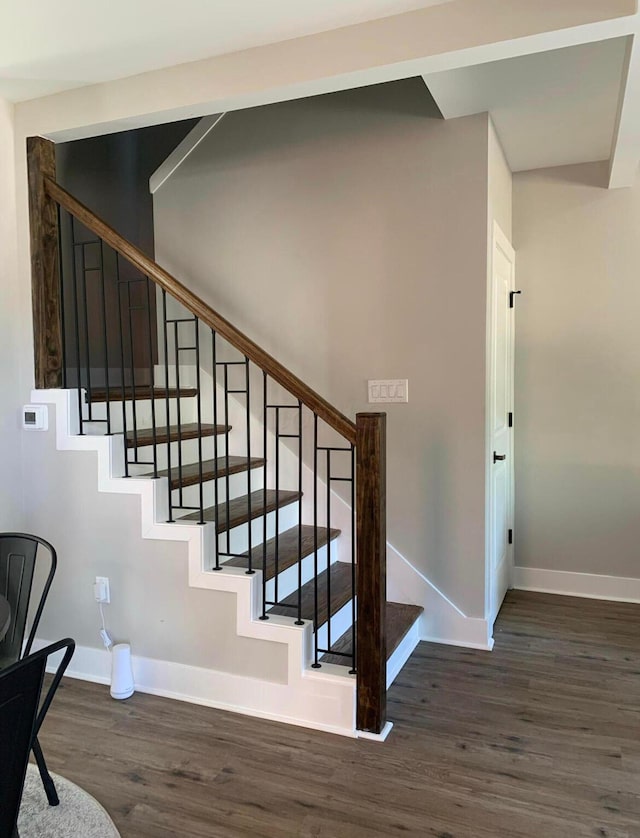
[84,397,197,432]
[168,469,264,509]
[316,594,354,655]
[263,539,337,603]
[128,435,231,471]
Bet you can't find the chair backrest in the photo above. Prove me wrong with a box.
[0,650,46,837]
[0,638,74,837]
[0,533,57,669]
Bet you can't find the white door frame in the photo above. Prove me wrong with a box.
[485,220,516,633]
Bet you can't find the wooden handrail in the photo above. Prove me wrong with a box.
[44,176,357,443]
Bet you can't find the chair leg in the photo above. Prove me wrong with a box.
[32,737,59,806]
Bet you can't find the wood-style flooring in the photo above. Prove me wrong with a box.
[37,591,640,837]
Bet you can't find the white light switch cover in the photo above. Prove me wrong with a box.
[367,379,408,404]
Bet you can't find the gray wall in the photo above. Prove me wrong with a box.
[155,80,491,617]
[23,408,288,679]
[0,98,23,530]
[513,162,640,578]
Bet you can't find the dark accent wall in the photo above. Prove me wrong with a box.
[56,119,196,387]
[56,119,197,258]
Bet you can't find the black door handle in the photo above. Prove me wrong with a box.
[493,452,506,463]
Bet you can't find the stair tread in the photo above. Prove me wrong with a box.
[180,489,301,532]
[126,423,230,448]
[88,386,197,403]
[224,524,340,580]
[146,456,264,489]
[268,561,353,627]
[320,601,424,666]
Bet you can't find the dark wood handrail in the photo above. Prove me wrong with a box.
[44,176,357,443]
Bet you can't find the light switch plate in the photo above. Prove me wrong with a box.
[367,379,408,404]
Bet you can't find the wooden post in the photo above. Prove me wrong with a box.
[27,136,63,389]
[355,412,387,734]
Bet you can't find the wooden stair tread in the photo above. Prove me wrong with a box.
[320,601,424,666]
[88,386,198,403]
[225,525,340,580]
[179,489,301,532]
[268,561,353,627]
[127,423,230,448]
[146,456,264,489]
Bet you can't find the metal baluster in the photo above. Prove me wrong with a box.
[295,402,304,625]
[259,373,269,617]
[69,218,83,435]
[311,415,320,666]
[162,290,173,521]
[80,242,93,419]
[116,256,129,474]
[223,363,231,558]
[326,448,332,654]
[211,330,221,570]
[144,278,158,474]
[98,241,111,434]
[245,358,254,574]
[350,444,357,674]
[57,206,67,389]
[274,406,280,605]
[126,281,138,453]
[174,321,184,508]
[195,318,204,523]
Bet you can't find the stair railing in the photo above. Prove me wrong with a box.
[27,136,387,734]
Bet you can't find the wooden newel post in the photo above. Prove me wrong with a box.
[27,136,63,389]
[355,412,387,734]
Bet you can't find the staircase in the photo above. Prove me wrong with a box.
[26,136,423,737]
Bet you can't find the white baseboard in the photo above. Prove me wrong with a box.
[513,567,640,604]
[33,638,357,738]
[386,543,493,651]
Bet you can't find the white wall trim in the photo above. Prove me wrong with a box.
[514,567,640,604]
[32,638,357,738]
[386,542,493,651]
[149,113,226,194]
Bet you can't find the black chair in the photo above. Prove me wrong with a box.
[0,534,59,805]
[0,638,75,838]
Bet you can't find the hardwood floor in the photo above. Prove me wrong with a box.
[38,591,640,837]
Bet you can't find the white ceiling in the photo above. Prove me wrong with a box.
[0,0,451,102]
[424,38,628,172]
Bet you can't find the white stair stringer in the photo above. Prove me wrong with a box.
[33,388,357,737]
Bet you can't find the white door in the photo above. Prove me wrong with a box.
[488,222,516,627]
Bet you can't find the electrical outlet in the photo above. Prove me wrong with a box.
[94,576,111,604]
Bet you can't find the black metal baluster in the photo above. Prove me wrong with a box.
[223,362,231,558]
[162,290,173,521]
[116,256,129,475]
[57,206,67,389]
[174,321,184,508]
[350,444,357,674]
[195,318,204,524]
[326,448,332,654]
[144,278,158,475]
[274,406,280,605]
[295,402,303,625]
[259,373,268,618]
[126,281,138,453]
[311,415,320,667]
[211,330,221,570]
[80,242,93,419]
[98,241,111,434]
[69,218,83,435]
[245,358,254,574]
